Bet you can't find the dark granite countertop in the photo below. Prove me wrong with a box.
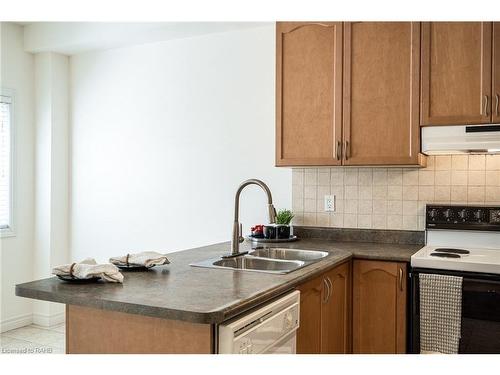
[15,230,423,325]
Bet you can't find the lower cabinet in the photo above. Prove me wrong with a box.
[296,261,351,354]
[352,259,407,354]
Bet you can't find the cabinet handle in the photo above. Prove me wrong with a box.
[322,278,330,303]
[483,95,489,116]
[336,140,341,160]
[496,94,499,117]
[398,268,403,292]
[344,140,349,160]
[326,277,333,302]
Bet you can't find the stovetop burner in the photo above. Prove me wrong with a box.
[429,252,461,258]
[434,248,470,255]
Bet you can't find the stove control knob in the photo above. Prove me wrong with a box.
[427,208,438,221]
[443,208,454,221]
[490,210,500,224]
[457,209,468,221]
[473,209,485,222]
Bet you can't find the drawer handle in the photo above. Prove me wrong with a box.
[483,95,489,116]
[344,140,349,160]
[322,278,330,303]
[399,268,403,292]
[326,276,333,302]
[496,94,499,117]
[336,140,341,160]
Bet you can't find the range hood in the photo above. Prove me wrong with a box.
[422,124,500,155]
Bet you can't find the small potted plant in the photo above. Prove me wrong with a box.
[275,209,294,239]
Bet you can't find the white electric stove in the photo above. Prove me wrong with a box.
[410,204,500,354]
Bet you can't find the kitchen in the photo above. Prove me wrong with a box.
[1,1,500,372]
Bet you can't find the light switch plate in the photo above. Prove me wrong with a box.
[324,195,335,212]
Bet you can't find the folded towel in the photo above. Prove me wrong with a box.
[52,258,124,283]
[109,251,170,268]
[419,273,463,354]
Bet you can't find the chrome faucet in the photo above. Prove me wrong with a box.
[225,179,277,258]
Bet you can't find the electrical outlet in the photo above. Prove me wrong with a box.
[324,195,335,212]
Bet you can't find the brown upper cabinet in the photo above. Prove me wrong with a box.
[276,22,343,166]
[276,22,424,167]
[421,22,493,125]
[493,22,500,123]
[343,22,421,165]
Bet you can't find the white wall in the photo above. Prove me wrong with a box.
[0,22,35,331]
[70,25,291,261]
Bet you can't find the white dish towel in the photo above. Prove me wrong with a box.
[52,258,124,283]
[419,273,463,354]
[109,251,170,268]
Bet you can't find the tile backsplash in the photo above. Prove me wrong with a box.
[292,155,500,231]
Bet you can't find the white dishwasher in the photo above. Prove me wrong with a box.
[218,290,300,354]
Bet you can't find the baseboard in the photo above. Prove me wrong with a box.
[32,311,65,328]
[0,313,33,333]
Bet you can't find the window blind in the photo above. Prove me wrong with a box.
[0,95,12,230]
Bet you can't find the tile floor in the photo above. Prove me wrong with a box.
[0,324,65,354]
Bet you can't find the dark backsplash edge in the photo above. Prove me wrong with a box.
[293,226,425,245]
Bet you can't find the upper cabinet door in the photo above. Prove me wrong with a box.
[343,22,421,165]
[276,22,343,166]
[493,22,500,123]
[421,22,492,125]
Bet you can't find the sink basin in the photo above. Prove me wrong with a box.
[191,256,305,274]
[248,248,329,262]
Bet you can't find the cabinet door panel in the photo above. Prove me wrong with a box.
[493,22,500,123]
[276,22,342,166]
[296,275,323,354]
[421,22,492,125]
[321,262,351,354]
[353,260,407,354]
[343,22,420,165]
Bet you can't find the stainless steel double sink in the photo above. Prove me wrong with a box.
[190,247,329,274]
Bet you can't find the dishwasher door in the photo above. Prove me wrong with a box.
[218,290,300,354]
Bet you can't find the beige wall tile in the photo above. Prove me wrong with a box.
[331,185,344,199]
[387,169,403,185]
[292,213,303,225]
[434,185,451,202]
[372,214,387,229]
[451,170,467,185]
[417,201,427,216]
[485,187,500,201]
[373,199,387,214]
[334,199,344,213]
[359,185,373,200]
[316,213,330,227]
[318,170,330,186]
[452,155,468,170]
[486,171,500,186]
[468,170,485,186]
[403,200,417,216]
[304,185,316,199]
[343,214,357,228]
[373,169,388,186]
[358,169,373,185]
[435,170,451,185]
[292,169,304,185]
[402,215,418,230]
[403,169,419,185]
[345,185,359,200]
[330,213,344,227]
[304,198,316,213]
[388,185,403,200]
[402,185,418,201]
[317,185,330,198]
[357,214,372,229]
[292,184,304,199]
[486,155,500,170]
[373,185,388,199]
[330,169,344,185]
[388,200,402,215]
[418,186,435,201]
[469,155,486,170]
[419,170,435,185]
[451,186,467,201]
[345,200,358,214]
[358,200,372,214]
[303,213,317,226]
[305,169,318,185]
[467,186,485,202]
[435,155,451,170]
[387,215,402,229]
[345,169,358,185]
[417,216,426,230]
[292,197,304,212]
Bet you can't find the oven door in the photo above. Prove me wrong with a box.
[410,268,500,354]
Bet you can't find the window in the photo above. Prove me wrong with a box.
[0,91,13,235]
